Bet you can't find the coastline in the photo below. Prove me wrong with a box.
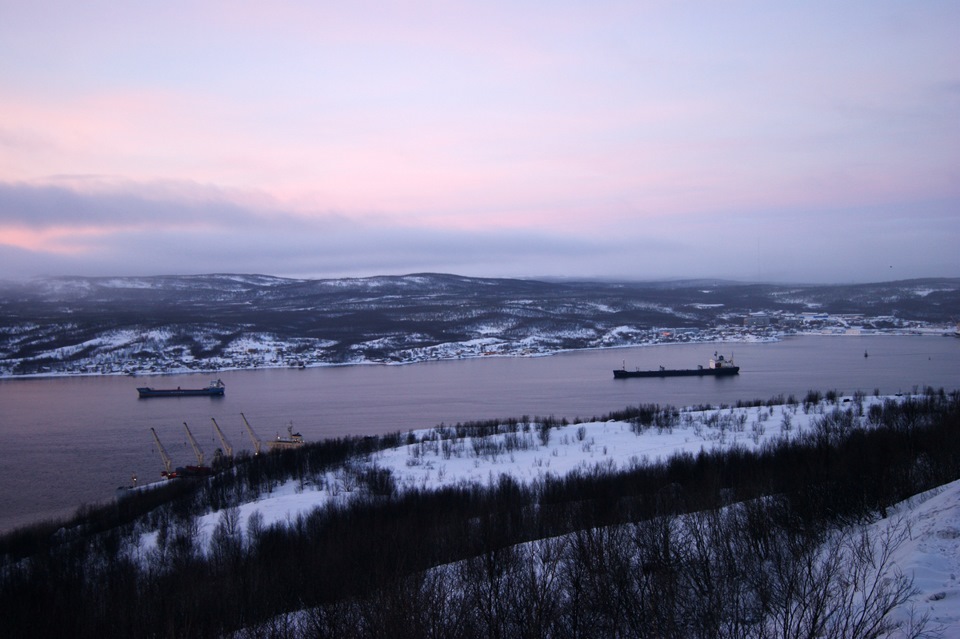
[1,325,951,381]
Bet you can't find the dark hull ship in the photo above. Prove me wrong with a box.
[614,353,739,379]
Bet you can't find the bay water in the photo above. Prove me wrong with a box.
[1,334,958,533]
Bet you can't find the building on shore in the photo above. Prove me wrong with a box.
[744,313,771,328]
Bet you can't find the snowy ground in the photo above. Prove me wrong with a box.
[138,394,960,632]
[881,481,960,631]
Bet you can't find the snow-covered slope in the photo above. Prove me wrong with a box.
[137,394,960,633]
[882,481,960,630]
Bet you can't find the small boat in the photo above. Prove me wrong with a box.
[137,379,225,398]
[614,353,739,379]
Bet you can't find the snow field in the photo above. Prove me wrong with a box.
[133,393,960,631]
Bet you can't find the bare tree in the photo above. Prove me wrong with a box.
[210,505,242,568]
[504,537,567,639]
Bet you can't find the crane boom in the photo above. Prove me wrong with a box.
[210,417,233,458]
[183,421,205,466]
[241,412,262,455]
[150,427,174,477]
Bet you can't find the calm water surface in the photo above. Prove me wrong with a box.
[1,335,958,533]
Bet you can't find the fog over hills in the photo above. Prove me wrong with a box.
[1,274,958,376]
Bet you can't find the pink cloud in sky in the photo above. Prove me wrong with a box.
[1,223,143,255]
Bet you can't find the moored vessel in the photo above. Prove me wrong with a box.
[614,352,739,379]
[137,379,225,398]
[268,423,305,450]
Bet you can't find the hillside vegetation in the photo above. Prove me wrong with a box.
[1,388,957,638]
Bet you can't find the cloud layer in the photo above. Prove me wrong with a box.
[1,1,958,282]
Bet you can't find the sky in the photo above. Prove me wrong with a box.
[1,1,958,283]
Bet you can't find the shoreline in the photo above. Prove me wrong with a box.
[1,327,952,382]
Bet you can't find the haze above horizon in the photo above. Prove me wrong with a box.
[1,1,957,284]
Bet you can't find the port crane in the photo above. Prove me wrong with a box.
[150,427,176,479]
[181,422,213,476]
[183,422,205,466]
[241,412,263,456]
[210,417,233,465]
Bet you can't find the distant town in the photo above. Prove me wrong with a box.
[4,310,953,378]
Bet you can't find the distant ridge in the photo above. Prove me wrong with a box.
[1,273,958,377]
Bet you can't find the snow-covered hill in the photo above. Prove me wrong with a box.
[2,273,957,377]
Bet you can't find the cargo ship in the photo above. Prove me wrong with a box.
[613,353,739,379]
[137,379,225,398]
